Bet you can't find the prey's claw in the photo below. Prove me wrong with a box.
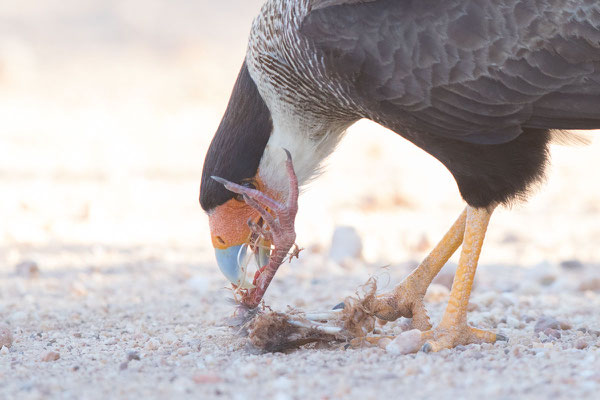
[212,152,300,308]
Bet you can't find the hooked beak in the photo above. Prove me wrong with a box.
[215,241,271,289]
[215,245,246,286]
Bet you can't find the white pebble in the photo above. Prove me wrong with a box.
[163,332,179,344]
[187,276,210,292]
[329,226,363,263]
[386,329,423,355]
[1,346,9,355]
[145,338,160,350]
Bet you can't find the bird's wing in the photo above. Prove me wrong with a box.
[302,0,600,144]
[310,0,379,11]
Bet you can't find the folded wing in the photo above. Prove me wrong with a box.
[303,0,600,144]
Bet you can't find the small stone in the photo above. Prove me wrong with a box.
[145,338,160,350]
[1,346,9,355]
[192,374,222,384]
[240,363,258,378]
[329,226,363,263]
[187,276,210,293]
[15,260,39,278]
[539,274,556,286]
[42,351,60,362]
[0,325,13,348]
[177,347,191,356]
[163,332,179,345]
[541,328,561,340]
[560,259,584,270]
[575,338,589,350]
[386,329,422,355]
[119,362,129,370]
[578,278,600,292]
[534,316,571,333]
[127,351,140,361]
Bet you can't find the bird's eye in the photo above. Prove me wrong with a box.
[234,181,257,202]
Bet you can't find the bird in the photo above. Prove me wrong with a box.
[199,0,600,352]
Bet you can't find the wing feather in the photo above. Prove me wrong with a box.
[302,0,600,144]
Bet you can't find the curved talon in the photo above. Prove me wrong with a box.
[496,333,509,342]
[212,151,300,308]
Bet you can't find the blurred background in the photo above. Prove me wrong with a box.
[1,0,599,277]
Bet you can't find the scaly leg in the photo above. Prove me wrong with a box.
[370,208,467,330]
[420,205,506,352]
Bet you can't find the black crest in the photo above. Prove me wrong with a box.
[200,62,272,211]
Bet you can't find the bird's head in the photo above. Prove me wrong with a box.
[203,178,276,289]
[200,62,276,289]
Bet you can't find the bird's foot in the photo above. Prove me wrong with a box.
[420,324,506,353]
[384,323,506,355]
[213,149,299,309]
[368,281,432,331]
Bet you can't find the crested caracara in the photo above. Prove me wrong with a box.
[200,0,600,352]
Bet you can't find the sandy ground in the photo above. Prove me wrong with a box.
[1,1,600,399]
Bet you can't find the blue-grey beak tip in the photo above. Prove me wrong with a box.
[215,245,246,286]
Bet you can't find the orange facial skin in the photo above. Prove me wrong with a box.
[209,199,259,250]
[209,174,274,250]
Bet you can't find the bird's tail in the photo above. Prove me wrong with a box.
[549,130,593,146]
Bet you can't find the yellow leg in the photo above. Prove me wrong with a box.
[371,208,467,330]
[421,205,505,352]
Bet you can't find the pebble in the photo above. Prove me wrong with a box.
[575,338,589,350]
[127,351,141,361]
[578,278,600,292]
[386,329,422,355]
[163,332,179,344]
[0,325,13,348]
[145,338,160,350]
[329,226,363,263]
[15,260,40,278]
[187,276,210,293]
[560,259,584,270]
[534,316,571,333]
[1,346,9,355]
[239,363,259,378]
[540,328,561,342]
[177,347,191,356]
[42,351,60,362]
[192,374,222,384]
